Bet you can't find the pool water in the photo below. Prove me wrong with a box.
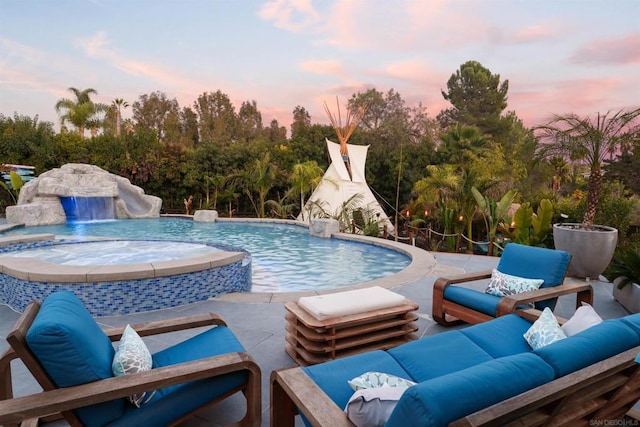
[3,218,411,292]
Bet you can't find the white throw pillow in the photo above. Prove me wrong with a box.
[485,269,544,297]
[523,307,567,350]
[345,387,407,427]
[348,371,416,391]
[112,324,156,407]
[561,302,603,336]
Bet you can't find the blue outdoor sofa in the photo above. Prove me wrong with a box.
[271,309,640,426]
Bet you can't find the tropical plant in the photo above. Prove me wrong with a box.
[536,108,640,227]
[265,190,296,219]
[501,199,554,247]
[55,87,108,137]
[240,153,278,217]
[0,170,24,204]
[472,188,517,254]
[604,248,640,290]
[290,160,324,220]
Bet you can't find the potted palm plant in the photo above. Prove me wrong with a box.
[536,108,640,279]
[604,248,640,313]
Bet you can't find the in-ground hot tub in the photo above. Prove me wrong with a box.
[0,236,251,316]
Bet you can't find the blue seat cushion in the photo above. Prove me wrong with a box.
[459,314,534,358]
[386,353,555,427]
[110,325,249,426]
[534,318,640,378]
[387,330,493,382]
[25,291,125,426]
[302,350,410,412]
[444,285,501,317]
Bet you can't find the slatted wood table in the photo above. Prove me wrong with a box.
[284,293,419,366]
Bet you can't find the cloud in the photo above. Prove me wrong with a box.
[570,33,640,65]
[299,59,345,77]
[257,0,320,32]
[75,32,193,87]
[513,22,560,43]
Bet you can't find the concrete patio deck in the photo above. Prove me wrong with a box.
[0,250,634,426]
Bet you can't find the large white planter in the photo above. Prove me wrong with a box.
[612,279,640,314]
[552,223,618,279]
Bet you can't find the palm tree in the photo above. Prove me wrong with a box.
[437,124,489,167]
[112,98,130,137]
[548,156,572,195]
[55,87,107,137]
[536,108,640,226]
[290,160,324,220]
[237,153,278,218]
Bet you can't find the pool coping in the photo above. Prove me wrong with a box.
[0,234,245,282]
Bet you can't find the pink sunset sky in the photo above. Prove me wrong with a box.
[1,0,639,132]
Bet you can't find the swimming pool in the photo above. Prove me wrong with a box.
[2,217,412,293]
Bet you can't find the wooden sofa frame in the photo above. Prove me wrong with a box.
[271,310,640,426]
[0,301,262,427]
[432,270,594,326]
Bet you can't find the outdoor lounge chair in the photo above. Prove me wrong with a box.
[0,291,261,426]
[432,243,593,326]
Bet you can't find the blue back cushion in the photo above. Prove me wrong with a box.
[302,350,410,412]
[443,286,501,317]
[498,243,570,311]
[534,318,640,378]
[386,353,555,427]
[387,331,493,382]
[497,243,570,289]
[459,314,533,358]
[620,313,640,337]
[25,291,125,426]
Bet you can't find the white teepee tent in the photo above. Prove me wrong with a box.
[297,138,394,232]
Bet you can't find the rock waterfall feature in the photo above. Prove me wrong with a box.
[6,163,162,226]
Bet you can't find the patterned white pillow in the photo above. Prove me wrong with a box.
[485,269,544,297]
[523,307,567,350]
[348,371,416,391]
[112,324,156,407]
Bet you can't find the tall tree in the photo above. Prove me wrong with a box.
[439,60,508,135]
[112,98,129,137]
[55,87,107,137]
[194,90,238,144]
[291,105,311,139]
[238,100,263,142]
[132,91,181,143]
[536,108,640,226]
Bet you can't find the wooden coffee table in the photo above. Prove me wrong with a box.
[284,293,419,366]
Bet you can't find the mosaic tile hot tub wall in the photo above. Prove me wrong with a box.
[0,240,252,316]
